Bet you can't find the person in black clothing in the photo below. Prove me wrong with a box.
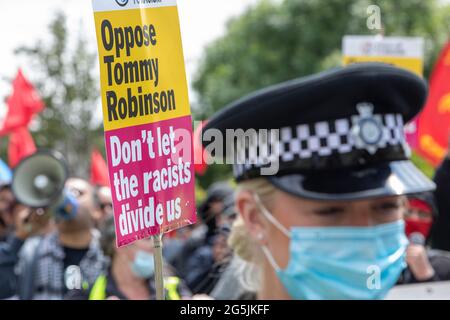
[0,205,50,299]
[398,193,450,284]
[169,181,234,280]
[430,140,450,251]
[198,182,235,245]
[184,226,232,295]
[0,184,18,242]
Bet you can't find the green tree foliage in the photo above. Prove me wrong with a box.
[14,11,103,177]
[193,0,450,182]
[411,152,436,179]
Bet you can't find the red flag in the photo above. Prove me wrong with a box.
[193,121,209,176]
[416,42,450,166]
[8,127,37,168]
[0,69,44,136]
[91,148,110,187]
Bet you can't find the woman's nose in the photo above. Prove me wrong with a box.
[344,202,375,227]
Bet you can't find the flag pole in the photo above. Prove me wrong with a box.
[152,233,165,300]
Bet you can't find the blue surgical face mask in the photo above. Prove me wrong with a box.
[131,250,155,279]
[254,194,409,300]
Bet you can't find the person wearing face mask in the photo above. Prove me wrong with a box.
[404,193,437,243]
[67,215,192,300]
[202,63,437,300]
[397,193,450,285]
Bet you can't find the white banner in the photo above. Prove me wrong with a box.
[92,0,177,13]
[343,35,424,58]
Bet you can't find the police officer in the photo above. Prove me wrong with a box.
[202,63,436,300]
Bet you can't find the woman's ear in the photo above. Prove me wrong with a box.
[235,190,268,245]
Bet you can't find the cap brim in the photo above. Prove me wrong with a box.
[267,160,436,201]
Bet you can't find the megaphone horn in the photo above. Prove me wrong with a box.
[12,150,78,220]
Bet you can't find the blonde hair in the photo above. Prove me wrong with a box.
[228,178,278,292]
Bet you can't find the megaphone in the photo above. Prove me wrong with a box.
[12,150,79,220]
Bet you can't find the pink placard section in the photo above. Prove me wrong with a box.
[105,115,197,247]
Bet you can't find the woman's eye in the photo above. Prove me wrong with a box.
[375,202,401,212]
[404,210,413,217]
[418,212,431,219]
[314,207,345,216]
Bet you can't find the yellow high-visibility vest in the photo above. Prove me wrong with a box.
[89,274,107,300]
[88,274,181,300]
[165,276,181,300]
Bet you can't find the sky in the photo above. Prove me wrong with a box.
[2,0,449,115]
[0,0,260,112]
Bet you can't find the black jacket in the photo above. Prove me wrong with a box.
[0,236,24,299]
[430,158,450,251]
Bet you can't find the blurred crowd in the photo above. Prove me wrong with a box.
[0,151,450,300]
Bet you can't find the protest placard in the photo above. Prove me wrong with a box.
[92,0,196,247]
[342,35,424,75]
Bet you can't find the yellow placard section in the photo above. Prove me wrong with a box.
[343,56,423,76]
[94,6,190,131]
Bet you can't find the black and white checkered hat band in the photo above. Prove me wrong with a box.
[232,113,408,179]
